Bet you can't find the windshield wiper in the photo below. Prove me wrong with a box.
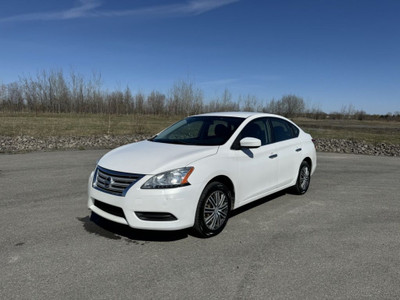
[151,139,191,145]
[165,140,191,145]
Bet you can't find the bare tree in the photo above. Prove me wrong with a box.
[167,80,203,115]
[1,68,341,121]
[241,94,258,112]
[147,91,165,114]
[123,87,134,114]
[134,92,145,114]
[340,104,356,119]
[280,94,305,117]
[0,82,24,111]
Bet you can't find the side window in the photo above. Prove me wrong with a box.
[270,118,298,142]
[289,122,299,137]
[236,118,271,146]
[207,120,231,144]
[208,120,230,138]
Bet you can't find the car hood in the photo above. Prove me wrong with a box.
[98,140,219,175]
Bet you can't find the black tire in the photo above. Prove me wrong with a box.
[293,160,311,195]
[193,181,232,238]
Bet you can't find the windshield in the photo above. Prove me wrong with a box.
[151,116,244,146]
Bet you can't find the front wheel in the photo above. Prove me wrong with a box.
[193,182,231,238]
[293,160,311,195]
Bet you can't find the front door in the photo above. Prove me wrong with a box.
[232,118,280,206]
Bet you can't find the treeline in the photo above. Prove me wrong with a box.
[1,69,399,120]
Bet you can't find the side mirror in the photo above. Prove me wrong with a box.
[240,137,261,149]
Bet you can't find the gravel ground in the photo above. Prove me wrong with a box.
[0,135,399,156]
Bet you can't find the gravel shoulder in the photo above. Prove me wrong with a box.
[1,135,400,156]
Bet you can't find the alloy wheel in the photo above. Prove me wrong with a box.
[203,190,229,231]
[300,165,310,190]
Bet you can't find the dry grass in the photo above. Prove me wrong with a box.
[0,112,181,137]
[294,118,400,145]
[0,112,399,145]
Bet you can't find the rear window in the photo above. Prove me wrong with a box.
[270,118,299,142]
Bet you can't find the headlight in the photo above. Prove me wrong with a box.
[141,167,194,189]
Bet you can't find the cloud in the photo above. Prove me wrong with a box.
[0,0,239,23]
[176,0,240,15]
[0,0,101,22]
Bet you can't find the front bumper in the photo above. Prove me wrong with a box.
[87,171,201,230]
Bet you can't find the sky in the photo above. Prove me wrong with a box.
[0,0,399,114]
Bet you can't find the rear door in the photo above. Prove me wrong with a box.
[268,117,302,186]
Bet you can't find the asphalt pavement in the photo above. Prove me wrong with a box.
[1,150,399,299]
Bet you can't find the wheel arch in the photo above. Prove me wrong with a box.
[303,156,312,170]
[206,175,235,209]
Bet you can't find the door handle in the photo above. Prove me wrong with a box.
[269,154,278,159]
[296,148,302,152]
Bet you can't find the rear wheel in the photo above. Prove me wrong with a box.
[293,160,311,195]
[193,182,231,238]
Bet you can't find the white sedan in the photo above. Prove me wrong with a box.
[88,112,317,237]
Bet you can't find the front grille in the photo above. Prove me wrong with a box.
[94,200,126,218]
[94,166,144,196]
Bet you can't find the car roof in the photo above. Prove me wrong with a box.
[193,111,281,119]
